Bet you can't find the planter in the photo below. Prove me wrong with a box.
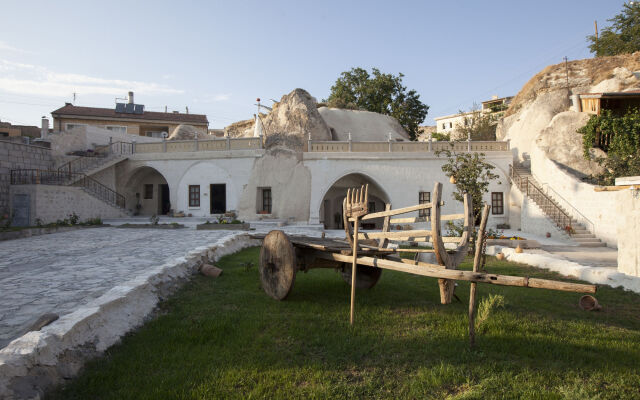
[0,225,109,242]
[496,252,505,261]
[196,223,250,231]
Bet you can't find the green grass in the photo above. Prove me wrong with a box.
[47,247,640,399]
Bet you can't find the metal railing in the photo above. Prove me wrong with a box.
[533,174,595,234]
[11,169,126,209]
[57,141,133,175]
[509,165,573,231]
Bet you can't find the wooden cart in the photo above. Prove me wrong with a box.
[254,182,596,342]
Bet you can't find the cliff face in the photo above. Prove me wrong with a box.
[498,52,640,177]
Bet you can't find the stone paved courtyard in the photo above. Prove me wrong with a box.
[0,227,248,348]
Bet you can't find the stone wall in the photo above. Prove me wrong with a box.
[0,140,53,215]
[10,185,126,225]
[617,188,640,277]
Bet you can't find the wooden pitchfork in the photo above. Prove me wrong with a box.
[344,184,368,325]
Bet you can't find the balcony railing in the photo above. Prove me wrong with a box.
[133,137,263,154]
[308,140,509,153]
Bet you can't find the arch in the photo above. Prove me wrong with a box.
[318,172,391,229]
[122,166,171,216]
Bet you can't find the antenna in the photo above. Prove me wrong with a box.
[72,92,77,105]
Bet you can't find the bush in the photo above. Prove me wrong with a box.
[578,109,640,185]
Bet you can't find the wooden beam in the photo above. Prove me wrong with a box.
[314,252,596,294]
[357,230,432,240]
[350,201,444,221]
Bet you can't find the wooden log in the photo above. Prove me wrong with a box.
[350,216,359,325]
[313,252,597,294]
[469,204,490,348]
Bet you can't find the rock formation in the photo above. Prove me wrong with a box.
[168,124,199,140]
[318,107,409,141]
[498,52,640,176]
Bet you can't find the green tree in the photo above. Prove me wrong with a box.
[588,3,640,56]
[326,67,429,140]
[437,149,500,224]
[454,104,499,141]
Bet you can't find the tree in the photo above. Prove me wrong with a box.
[437,149,500,224]
[454,104,499,141]
[326,67,429,140]
[587,3,640,56]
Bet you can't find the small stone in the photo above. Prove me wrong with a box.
[200,264,222,278]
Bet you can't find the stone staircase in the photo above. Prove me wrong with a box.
[510,165,606,247]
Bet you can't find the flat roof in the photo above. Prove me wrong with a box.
[52,104,208,125]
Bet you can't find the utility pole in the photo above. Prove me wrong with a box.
[563,56,569,89]
[594,20,599,55]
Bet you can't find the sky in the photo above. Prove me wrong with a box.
[0,0,630,129]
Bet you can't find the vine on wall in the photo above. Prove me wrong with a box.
[578,109,640,185]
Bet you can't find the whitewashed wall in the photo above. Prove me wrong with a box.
[530,145,618,247]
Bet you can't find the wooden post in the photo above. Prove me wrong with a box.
[469,204,490,348]
[350,214,359,325]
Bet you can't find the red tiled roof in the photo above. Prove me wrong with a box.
[51,104,208,125]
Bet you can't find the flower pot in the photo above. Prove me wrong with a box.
[449,176,456,184]
[496,252,505,261]
[515,244,523,253]
[546,232,551,238]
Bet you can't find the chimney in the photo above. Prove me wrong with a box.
[41,116,49,139]
[128,91,134,104]
[186,106,189,114]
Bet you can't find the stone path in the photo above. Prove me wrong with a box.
[0,223,331,349]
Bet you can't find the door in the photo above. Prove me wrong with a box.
[11,194,30,227]
[210,184,226,214]
[159,184,170,215]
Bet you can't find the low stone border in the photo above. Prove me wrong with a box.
[0,225,109,242]
[116,223,186,229]
[196,223,250,231]
[486,245,640,294]
[0,233,260,400]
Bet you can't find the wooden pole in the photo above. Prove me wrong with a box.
[350,216,359,325]
[315,252,596,294]
[469,204,491,348]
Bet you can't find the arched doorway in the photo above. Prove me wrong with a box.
[124,166,171,216]
[319,173,390,229]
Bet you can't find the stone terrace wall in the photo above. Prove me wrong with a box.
[0,140,53,215]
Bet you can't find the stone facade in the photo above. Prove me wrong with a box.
[9,185,126,225]
[0,140,53,215]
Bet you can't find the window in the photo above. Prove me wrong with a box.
[144,184,153,200]
[419,191,431,218]
[65,123,87,131]
[189,185,200,207]
[261,188,272,213]
[449,122,453,128]
[105,125,127,134]
[442,123,446,130]
[491,192,504,215]
[368,201,376,213]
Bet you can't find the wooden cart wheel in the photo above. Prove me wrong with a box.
[259,230,297,300]
[341,263,382,289]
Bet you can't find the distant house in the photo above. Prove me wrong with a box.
[433,95,513,137]
[578,91,640,115]
[0,120,41,138]
[51,92,208,138]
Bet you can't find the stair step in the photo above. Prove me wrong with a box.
[572,237,602,243]
[571,233,595,238]
[578,242,607,247]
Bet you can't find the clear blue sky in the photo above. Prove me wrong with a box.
[0,0,629,128]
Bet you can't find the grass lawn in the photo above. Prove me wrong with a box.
[48,247,640,399]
